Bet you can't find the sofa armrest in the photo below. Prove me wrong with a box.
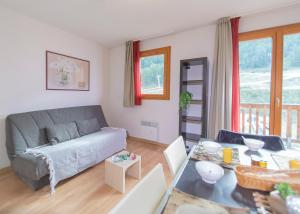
[11,153,48,180]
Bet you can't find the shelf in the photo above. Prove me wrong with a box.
[180,57,208,139]
[182,80,203,85]
[182,132,201,142]
[190,100,202,104]
[182,116,202,124]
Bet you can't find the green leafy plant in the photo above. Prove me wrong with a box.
[275,183,296,200]
[179,91,193,110]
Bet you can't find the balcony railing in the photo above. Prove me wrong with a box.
[240,103,300,142]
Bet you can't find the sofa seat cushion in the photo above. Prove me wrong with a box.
[13,127,126,181]
[46,122,80,145]
[76,118,101,136]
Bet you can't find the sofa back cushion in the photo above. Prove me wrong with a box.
[6,105,108,159]
[76,118,101,136]
[46,122,80,145]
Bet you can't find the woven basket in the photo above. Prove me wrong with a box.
[235,165,300,193]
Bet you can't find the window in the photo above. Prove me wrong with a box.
[140,46,171,100]
[239,23,300,143]
[239,37,273,135]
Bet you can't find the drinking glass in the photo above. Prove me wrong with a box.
[286,195,300,214]
[223,148,233,163]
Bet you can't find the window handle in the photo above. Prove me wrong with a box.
[276,97,281,107]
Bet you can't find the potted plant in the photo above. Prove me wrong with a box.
[179,91,193,110]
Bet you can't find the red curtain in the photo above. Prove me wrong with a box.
[231,17,240,132]
[133,41,142,105]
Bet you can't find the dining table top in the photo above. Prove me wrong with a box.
[155,142,300,214]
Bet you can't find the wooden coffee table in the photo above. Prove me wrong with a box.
[105,150,141,193]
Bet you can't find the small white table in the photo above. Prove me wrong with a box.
[105,150,141,193]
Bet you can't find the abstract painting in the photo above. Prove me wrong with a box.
[46,51,90,91]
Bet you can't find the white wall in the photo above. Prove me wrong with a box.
[107,5,300,145]
[108,25,215,144]
[0,6,109,169]
[240,5,300,32]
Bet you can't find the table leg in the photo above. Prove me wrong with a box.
[105,161,126,193]
[127,159,141,179]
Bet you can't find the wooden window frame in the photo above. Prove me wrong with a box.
[239,23,300,136]
[140,46,171,100]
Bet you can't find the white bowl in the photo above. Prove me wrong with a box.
[195,161,224,184]
[242,137,264,151]
[201,141,222,154]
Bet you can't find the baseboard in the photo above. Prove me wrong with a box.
[127,136,168,148]
[0,166,11,175]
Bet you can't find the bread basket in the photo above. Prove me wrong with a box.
[235,165,300,193]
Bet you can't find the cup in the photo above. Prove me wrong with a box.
[259,161,268,168]
[251,155,260,166]
[223,148,233,164]
[285,137,292,149]
[286,196,300,214]
[289,159,300,169]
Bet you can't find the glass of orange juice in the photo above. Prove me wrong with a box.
[289,160,300,169]
[259,160,268,168]
[223,148,233,164]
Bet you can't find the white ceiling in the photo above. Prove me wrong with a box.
[1,0,300,47]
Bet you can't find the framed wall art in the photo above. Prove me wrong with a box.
[46,51,90,91]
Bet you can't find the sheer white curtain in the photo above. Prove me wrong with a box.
[208,17,233,139]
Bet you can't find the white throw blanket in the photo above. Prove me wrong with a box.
[26,127,126,194]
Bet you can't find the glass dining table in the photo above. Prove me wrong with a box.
[155,142,299,214]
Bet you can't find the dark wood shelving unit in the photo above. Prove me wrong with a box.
[182,80,203,85]
[181,132,201,142]
[182,116,202,124]
[179,57,208,147]
[190,100,203,104]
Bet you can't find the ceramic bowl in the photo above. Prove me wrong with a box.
[195,161,224,184]
[201,141,222,154]
[242,137,264,151]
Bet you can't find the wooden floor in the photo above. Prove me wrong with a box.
[0,138,172,214]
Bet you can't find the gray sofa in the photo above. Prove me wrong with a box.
[6,105,126,190]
